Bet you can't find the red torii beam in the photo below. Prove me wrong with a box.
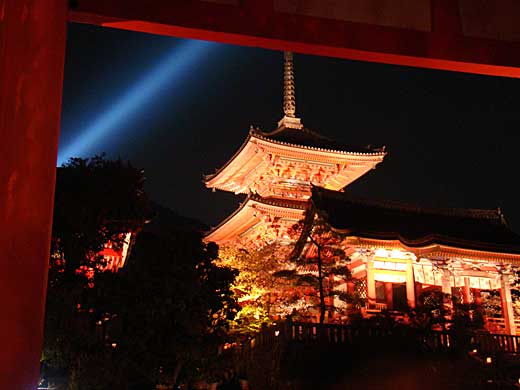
[70,0,520,78]
[2,0,520,387]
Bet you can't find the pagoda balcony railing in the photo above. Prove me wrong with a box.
[245,320,520,356]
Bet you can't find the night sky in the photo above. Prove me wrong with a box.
[60,23,520,232]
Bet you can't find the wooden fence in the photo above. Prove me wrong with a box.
[247,320,520,355]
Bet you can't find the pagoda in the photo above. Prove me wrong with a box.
[204,52,520,336]
[204,52,386,248]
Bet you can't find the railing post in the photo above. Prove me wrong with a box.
[500,273,517,336]
[284,317,293,341]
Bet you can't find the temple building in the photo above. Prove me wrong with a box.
[205,52,386,248]
[99,233,133,272]
[205,52,519,335]
[306,186,520,335]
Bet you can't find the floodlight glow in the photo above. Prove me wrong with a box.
[57,39,217,165]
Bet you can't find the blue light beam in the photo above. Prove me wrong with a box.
[58,39,217,166]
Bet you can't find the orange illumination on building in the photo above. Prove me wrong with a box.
[204,52,520,336]
[204,52,385,248]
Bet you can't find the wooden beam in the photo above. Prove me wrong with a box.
[70,0,520,78]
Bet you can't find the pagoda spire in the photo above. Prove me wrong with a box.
[283,51,296,117]
[278,51,303,129]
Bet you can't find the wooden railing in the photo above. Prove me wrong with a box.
[247,320,520,355]
[365,302,388,311]
[485,317,520,335]
[475,332,520,354]
[286,321,410,344]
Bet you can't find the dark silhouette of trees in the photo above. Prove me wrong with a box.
[42,156,238,388]
[43,155,150,388]
[51,155,149,277]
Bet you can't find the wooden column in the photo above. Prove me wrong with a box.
[441,268,453,310]
[0,1,67,387]
[384,282,393,310]
[474,289,482,305]
[415,282,423,304]
[500,273,517,336]
[463,277,471,304]
[441,269,452,295]
[366,258,376,308]
[406,259,415,308]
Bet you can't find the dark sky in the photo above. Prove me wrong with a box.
[61,23,520,232]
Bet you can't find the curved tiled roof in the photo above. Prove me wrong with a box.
[248,193,309,210]
[311,187,520,255]
[204,126,386,184]
[206,194,307,236]
[252,126,386,156]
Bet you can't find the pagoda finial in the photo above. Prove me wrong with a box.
[278,52,303,129]
[283,52,296,117]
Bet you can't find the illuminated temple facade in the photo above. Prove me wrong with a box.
[205,52,519,335]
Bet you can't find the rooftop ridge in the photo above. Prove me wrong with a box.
[249,193,308,210]
[313,187,503,221]
[251,129,387,156]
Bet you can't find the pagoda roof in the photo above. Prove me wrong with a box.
[312,186,520,256]
[252,125,385,155]
[204,126,386,194]
[204,194,307,245]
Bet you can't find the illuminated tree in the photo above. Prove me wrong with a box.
[276,214,364,324]
[216,243,294,335]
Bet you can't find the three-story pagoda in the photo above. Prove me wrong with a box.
[204,52,386,248]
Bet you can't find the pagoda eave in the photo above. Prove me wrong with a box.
[204,195,307,246]
[205,132,386,196]
[342,236,520,264]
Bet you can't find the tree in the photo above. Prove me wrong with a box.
[51,155,149,277]
[44,159,240,389]
[275,213,364,324]
[99,225,239,388]
[43,155,150,388]
[216,243,295,336]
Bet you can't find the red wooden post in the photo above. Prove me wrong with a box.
[384,282,393,310]
[0,0,67,387]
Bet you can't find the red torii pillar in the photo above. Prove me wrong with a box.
[0,1,67,388]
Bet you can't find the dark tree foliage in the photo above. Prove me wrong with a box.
[107,228,239,387]
[43,156,150,388]
[43,156,238,388]
[51,155,149,276]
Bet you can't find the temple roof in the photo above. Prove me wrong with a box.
[312,186,520,255]
[252,126,385,155]
[204,127,386,196]
[204,194,307,246]
[205,52,386,196]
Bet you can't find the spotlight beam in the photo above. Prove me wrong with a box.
[58,39,216,165]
